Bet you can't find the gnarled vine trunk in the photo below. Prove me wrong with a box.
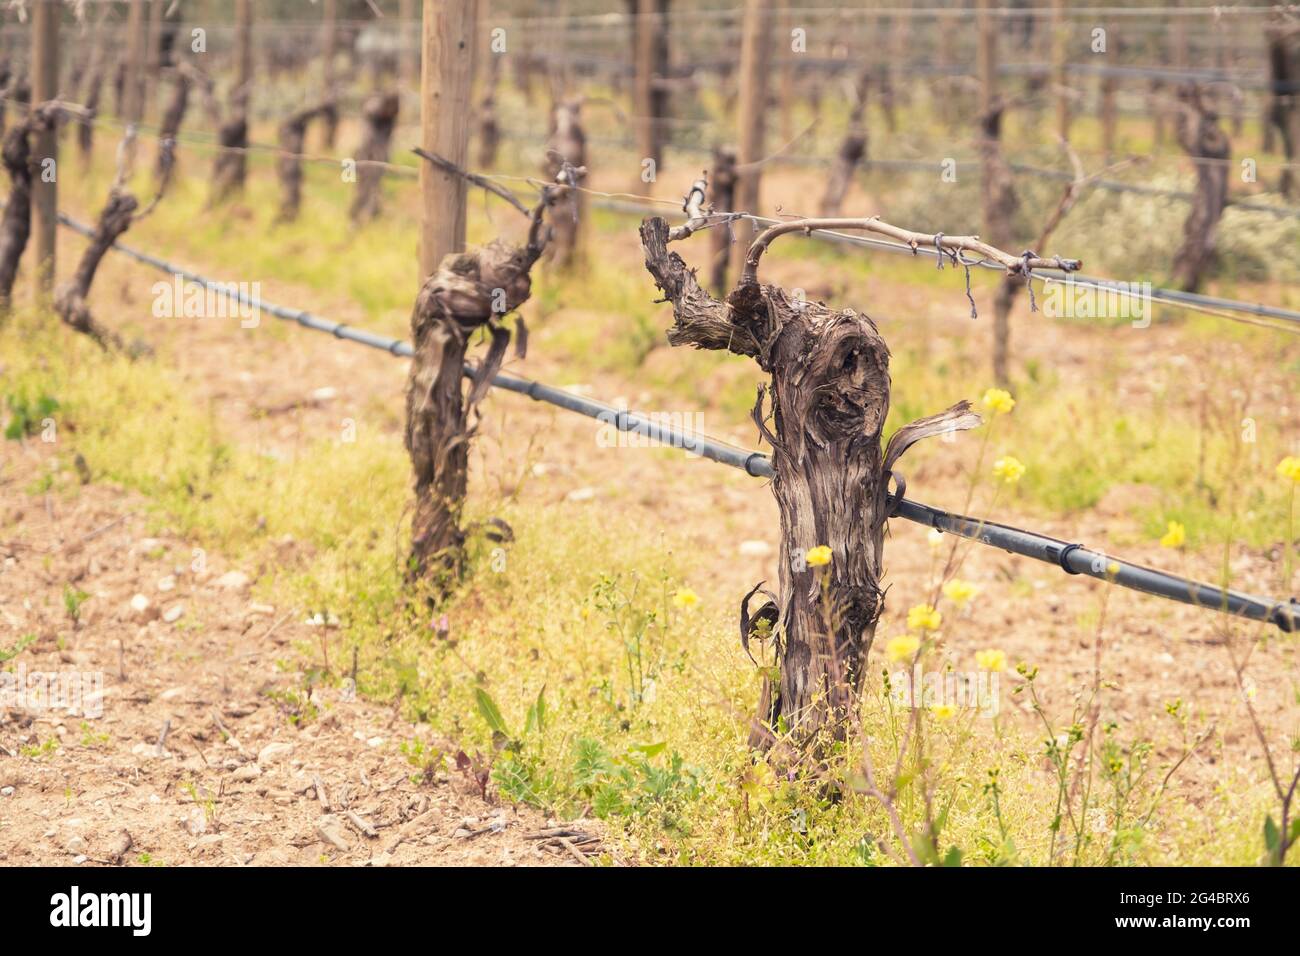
[156,72,190,182]
[1171,84,1229,293]
[0,103,57,313]
[640,217,978,750]
[404,222,547,594]
[350,91,400,224]
[211,114,248,204]
[53,191,135,349]
[1265,18,1300,199]
[276,103,329,223]
[820,69,871,217]
[543,99,586,269]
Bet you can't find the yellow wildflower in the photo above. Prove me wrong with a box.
[672,588,699,608]
[805,545,833,567]
[1159,521,1185,549]
[931,703,956,721]
[981,388,1016,415]
[992,456,1026,484]
[885,634,921,663]
[907,603,942,632]
[1276,456,1300,483]
[942,579,979,605]
[975,648,1007,672]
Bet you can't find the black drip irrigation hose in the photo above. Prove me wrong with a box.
[56,212,1300,633]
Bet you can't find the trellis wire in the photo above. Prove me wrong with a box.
[55,211,1300,633]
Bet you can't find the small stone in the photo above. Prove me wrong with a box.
[0,787,13,797]
[101,829,133,863]
[215,570,251,592]
[316,815,351,852]
[257,742,294,766]
[738,540,772,557]
[162,604,185,624]
[366,736,384,748]
[231,764,262,782]
[129,594,158,623]
[311,387,338,402]
[247,603,276,617]
[566,486,596,502]
[157,575,176,592]
[65,834,88,855]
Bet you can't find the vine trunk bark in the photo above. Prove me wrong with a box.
[640,217,978,750]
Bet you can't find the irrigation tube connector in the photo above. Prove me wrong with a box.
[57,212,1300,634]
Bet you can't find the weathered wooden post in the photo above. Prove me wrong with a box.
[634,0,660,187]
[122,0,147,138]
[640,204,1079,750]
[321,0,340,149]
[400,0,420,89]
[729,0,771,285]
[707,144,736,295]
[144,0,164,119]
[29,0,58,303]
[418,0,477,280]
[1049,0,1070,142]
[78,4,110,163]
[1100,74,1118,162]
[978,0,1019,386]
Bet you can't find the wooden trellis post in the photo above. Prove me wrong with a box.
[145,0,164,119]
[418,0,478,280]
[321,0,339,149]
[29,0,57,302]
[1050,0,1069,142]
[122,0,147,138]
[634,0,656,188]
[729,0,771,286]
[400,0,419,89]
[978,0,1019,386]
